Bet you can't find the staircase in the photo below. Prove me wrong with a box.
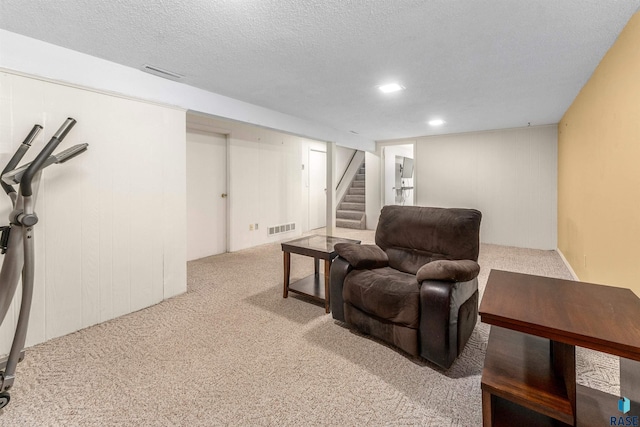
[336,162,366,229]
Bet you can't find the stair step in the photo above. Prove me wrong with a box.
[335,160,365,228]
[336,218,365,229]
[340,202,365,211]
[337,210,365,220]
[344,195,365,203]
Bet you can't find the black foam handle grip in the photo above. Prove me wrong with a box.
[22,124,43,147]
[53,118,76,140]
[21,118,76,197]
[0,226,10,254]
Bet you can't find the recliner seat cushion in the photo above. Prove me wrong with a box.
[344,304,419,357]
[342,267,420,328]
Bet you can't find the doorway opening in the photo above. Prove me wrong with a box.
[383,144,415,206]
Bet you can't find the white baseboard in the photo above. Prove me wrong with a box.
[556,248,579,281]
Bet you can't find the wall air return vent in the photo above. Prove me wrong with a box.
[268,222,296,236]
[141,64,184,81]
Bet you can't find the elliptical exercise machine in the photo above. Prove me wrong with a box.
[0,118,88,409]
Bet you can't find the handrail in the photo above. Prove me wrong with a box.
[336,150,358,190]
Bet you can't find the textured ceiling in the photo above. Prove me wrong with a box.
[1,1,639,141]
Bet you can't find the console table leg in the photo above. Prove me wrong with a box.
[324,259,330,313]
[482,390,494,426]
[283,251,290,298]
[551,340,576,420]
[621,357,640,406]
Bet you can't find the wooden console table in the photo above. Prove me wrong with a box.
[480,269,640,426]
[282,235,360,313]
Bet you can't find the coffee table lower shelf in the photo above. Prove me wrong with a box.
[482,327,626,426]
[488,386,622,427]
[288,274,326,301]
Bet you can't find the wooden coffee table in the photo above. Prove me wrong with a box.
[282,235,360,313]
[479,269,640,426]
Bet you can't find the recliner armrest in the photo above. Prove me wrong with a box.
[419,277,479,368]
[330,257,353,321]
[334,243,389,269]
[416,259,479,283]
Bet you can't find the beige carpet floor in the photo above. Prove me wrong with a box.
[0,228,619,426]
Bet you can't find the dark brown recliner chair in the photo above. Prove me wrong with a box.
[330,205,482,369]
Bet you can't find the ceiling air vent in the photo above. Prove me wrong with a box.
[141,64,184,81]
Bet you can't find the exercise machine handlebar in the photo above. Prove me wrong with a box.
[1,143,89,186]
[0,124,42,196]
[54,143,89,164]
[20,118,76,197]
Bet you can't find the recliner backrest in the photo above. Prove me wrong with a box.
[375,206,482,274]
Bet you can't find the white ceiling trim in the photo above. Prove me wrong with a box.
[0,30,375,152]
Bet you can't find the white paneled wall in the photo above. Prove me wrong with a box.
[227,124,322,252]
[414,125,557,249]
[186,115,330,253]
[0,71,186,353]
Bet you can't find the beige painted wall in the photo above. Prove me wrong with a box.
[558,12,640,296]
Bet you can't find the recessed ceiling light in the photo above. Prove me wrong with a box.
[378,83,405,94]
[428,119,446,126]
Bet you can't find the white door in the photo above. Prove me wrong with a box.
[186,130,227,260]
[309,149,326,230]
